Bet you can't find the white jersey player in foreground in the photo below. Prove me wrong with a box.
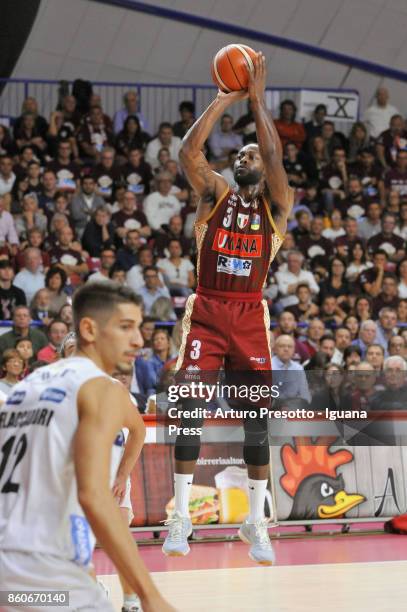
[0,282,175,612]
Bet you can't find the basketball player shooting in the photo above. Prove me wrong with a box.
[0,283,175,612]
[163,53,294,564]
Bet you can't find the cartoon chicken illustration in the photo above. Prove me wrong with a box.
[280,437,365,520]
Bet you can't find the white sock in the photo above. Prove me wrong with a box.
[174,473,194,517]
[247,479,268,523]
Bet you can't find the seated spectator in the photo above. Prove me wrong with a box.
[111,190,150,242]
[126,246,165,293]
[0,259,26,319]
[113,90,149,134]
[0,349,24,395]
[388,335,407,360]
[46,109,78,160]
[150,296,176,322]
[347,361,376,413]
[343,315,360,341]
[319,257,350,306]
[136,328,175,397]
[331,326,352,366]
[370,356,407,410]
[71,175,105,239]
[30,288,56,326]
[115,116,150,159]
[321,121,347,158]
[45,213,70,249]
[233,101,256,144]
[157,238,195,297]
[358,250,388,298]
[14,112,47,155]
[16,227,50,271]
[375,307,398,352]
[397,259,407,297]
[92,147,123,202]
[347,122,371,163]
[363,87,400,139]
[304,138,329,186]
[343,345,362,369]
[220,149,238,189]
[15,193,47,240]
[0,125,16,158]
[322,209,345,241]
[87,247,116,283]
[208,113,243,167]
[321,146,348,210]
[275,250,319,310]
[109,264,126,284]
[366,343,385,372]
[0,305,47,356]
[397,299,407,326]
[59,95,83,130]
[352,319,378,358]
[10,174,30,213]
[312,364,348,412]
[164,159,189,202]
[37,319,69,363]
[285,283,319,321]
[137,265,171,316]
[304,104,327,145]
[319,335,336,361]
[81,206,115,258]
[274,100,306,150]
[137,317,157,360]
[276,311,310,363]
[44,267,69,313]
[283,142,307,188]
[145,123,181,170]
[367,212,405,263]
[77,105,114,163]
[0,194,19,248]
[357,200,382,242]
[345,240,372,283]
[143,172,182,232]
[46,140,81,192]
[291,208,311,241]
[13,97,48,141]
[58,303,73,331]
[350,146,384,202]
[384,149,407,197]
[172,101,195,139]
[337,176,366,220]
[38,169,58,215]
[302,318,326,357]
[26,161,42,196]
[354,295,373,322]
[13,146,38,179]
[116,228,142,272]
[372,276,399,318]
[376,114,407,169]
[298,216,333,261]
[395,201,407,241]
[320,295,346,327]
[122,148,153,197]
[271,335,311,402]
[49,225,88,279]
[15,337,34,374]
[14,248,45,304]
[0,156,16,197]
[333,217,362,260]
[154,214,191,258]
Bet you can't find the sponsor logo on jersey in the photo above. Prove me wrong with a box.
[39,388,66,403]
[251,214,260,230]
[237,213,249,229]
[213,228,262,258]
[70,514,92,566]
[6,390,26,405]
[217,255,252,276]
[186,364,201,371]
[250,356,267,364]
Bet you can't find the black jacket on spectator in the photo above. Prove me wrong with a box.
[81,220,115,257]
[0,286,27,320]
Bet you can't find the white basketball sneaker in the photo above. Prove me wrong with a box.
[162,511,193,556]
[238,518,275,565]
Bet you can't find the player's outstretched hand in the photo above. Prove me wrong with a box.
[248,52,266,103]
[142,593,178,612]
[216,88,249,105]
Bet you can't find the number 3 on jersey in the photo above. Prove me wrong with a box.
[190,339,201,360]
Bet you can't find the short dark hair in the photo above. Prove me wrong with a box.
[158,122,172,132]
[179,101,195,114]
[73,282,142,336]
[48,318,68,335]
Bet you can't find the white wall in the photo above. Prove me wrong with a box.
[10,0,407,113]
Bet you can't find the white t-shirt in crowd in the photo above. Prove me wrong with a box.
[157,257,194,287]
[143,191,181,230]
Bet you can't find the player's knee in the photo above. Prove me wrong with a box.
[243,443,270,466]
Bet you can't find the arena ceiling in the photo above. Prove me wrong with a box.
[10,0,407,111]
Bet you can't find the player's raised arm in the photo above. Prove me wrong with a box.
[180,91,246,202]
[248,53,294,234]
[75,377,175,612]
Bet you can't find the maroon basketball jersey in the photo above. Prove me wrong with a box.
[195,187,284,297]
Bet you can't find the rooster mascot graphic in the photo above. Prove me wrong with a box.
[280,437,365,519]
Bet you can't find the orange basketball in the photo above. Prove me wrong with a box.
[211,44,257,92]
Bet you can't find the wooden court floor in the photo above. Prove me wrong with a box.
[99,560,407,611]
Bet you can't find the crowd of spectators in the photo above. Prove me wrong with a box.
[0,85,406,412]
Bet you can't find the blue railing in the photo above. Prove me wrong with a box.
[0,77,359,136]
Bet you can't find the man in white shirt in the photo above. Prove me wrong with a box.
[13,247,45,304]
[331,326,352,366]
[275,249,319,309]
[145,123,181,169]
[0,195,19,248]
[143,172,181,231]
[271,335,311,402]
[363,88,400,139]
[0,156,16,196]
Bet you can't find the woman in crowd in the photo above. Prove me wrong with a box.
[115,115,150,159]
[397,259,407,298]
[347,122,370,162]
[343,315,360,341]
[354,295,373,322]
[319,257,350,306]
[0,349,24,395]
[346,240,372,283]
[15,337,34,375]
[59,303,73,331]
[45,267,69,312]
[395,201,407,241]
